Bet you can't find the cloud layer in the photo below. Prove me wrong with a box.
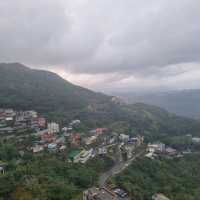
[0,0,200,92]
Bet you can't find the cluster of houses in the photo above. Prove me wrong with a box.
[31,119,112,163]
[0,108,46,134]
[146,142,177,159]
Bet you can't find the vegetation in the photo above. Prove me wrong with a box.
[120,89,200,119]
[112,155,200,200]
[0,141,114,200]
[1,63,200,140]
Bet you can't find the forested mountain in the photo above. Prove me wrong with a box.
[1,63,200,139]
[0,63,111,112]
[116,90,200,119]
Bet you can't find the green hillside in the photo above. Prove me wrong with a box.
[1,63,200,138]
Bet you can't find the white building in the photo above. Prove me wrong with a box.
[148,143,165,153]
[192,137,200,143]
[70,119,81,126]
[48,122,60,134]
[119,134,130,142]
[85,136,97,145]
[79,149,93,163]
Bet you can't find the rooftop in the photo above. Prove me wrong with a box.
[85,187,117,200]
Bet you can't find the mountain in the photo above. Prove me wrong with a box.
[0,63,114,117]
[116,90,200,119]
[1,63,200,139]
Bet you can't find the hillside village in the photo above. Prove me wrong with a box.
[1,108,200,200]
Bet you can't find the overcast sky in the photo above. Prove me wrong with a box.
[1,0,200,93]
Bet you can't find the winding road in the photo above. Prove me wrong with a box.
[99,148,146,187]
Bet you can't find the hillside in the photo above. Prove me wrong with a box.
[1,63,200,138]
[116,90,200,119]
[0,63,114,120]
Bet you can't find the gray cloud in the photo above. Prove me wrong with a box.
[0,0,200,92]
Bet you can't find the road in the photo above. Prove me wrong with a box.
[99,149,145,187]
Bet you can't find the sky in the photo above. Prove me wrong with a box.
[0,0,200,93]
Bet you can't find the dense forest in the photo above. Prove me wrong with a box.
[112,155,200,200]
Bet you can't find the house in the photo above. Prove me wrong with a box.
[59,145,66,151]
[55,137,66,145]
[71,133,81,146]
[41,132,56,143]
[152,193,170,200]
[148,143,165,153]
[38,117,46,129]
[95,128,108,135]
[192,137,200,143]
[98,147,107,155]
[48,143,57,151]
[32,145,44,153]
[0,127,14,134]
[70,119,81,126]
[48,122,60,134]
[85,135,97,145]
[165,147,177,156]
[79,149,93,163]
[83,187,119,200]
[119,134,130,142]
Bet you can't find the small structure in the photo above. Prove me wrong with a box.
[83,187,118,200]
[152,193,170,200]
[71,133,81,146]
[148,143,165,153]
[98,147,107,155]
[165,147,177,156]
[85,136,97,145]
[0,161,7,174]
[192,137,200,143]
[79,149,93,163]
[32,145,44,153]
[48,143,57,150]
[38,117,46,129]
[119,134,130,142]
[48,122,60,134]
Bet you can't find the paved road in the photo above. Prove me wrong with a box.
[99,149,145,187]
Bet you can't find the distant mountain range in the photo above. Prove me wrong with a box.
[115,90,200,119]
[1,63,200,139]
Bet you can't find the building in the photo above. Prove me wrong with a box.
[71,133,81,146]
[85,136,97,145]
[38,117,46,129]
[95,128,108,135]
[48,143,57,150]
[32,145,44,153]
[148,143,165,153]
[192,137,200,143]
[79,149,93,163]
[165,147,177,156]
[83,187,118,200]
[41,132,56,143]
[0,161,7,174]
[70,119,81,126]
[152,193,170,200]
[119,134,130,142]
[48,122,59,134]
[98,147,107,155]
